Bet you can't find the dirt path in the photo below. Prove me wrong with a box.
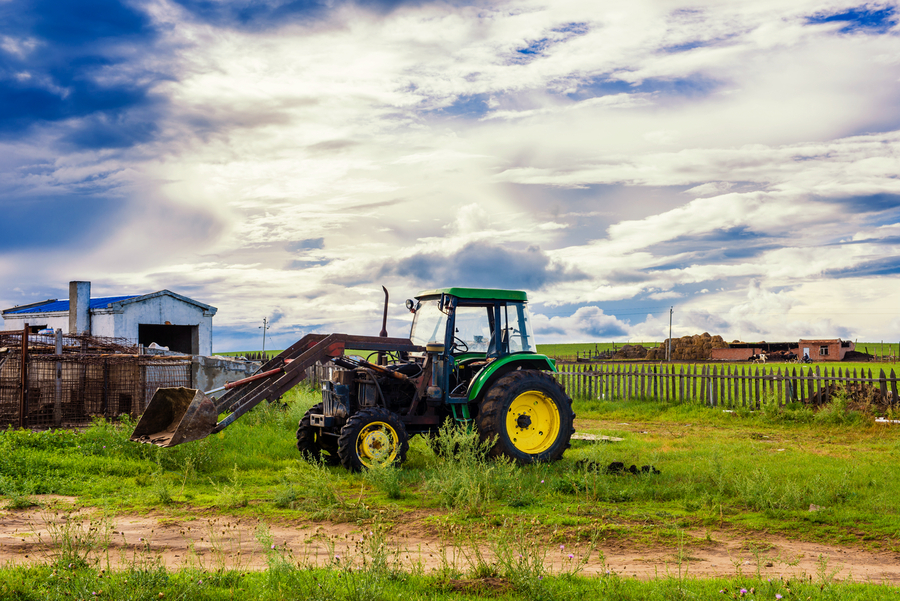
[2,501,898,583]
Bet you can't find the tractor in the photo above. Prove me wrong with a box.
[131,287,575,471]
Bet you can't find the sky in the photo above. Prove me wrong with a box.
[1,0,899,351]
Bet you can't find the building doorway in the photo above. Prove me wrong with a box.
[138,324,199,355]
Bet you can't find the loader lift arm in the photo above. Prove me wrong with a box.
[131,333,422,447]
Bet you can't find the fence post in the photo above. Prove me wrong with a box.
[19,323,29,428]
[890,368,898,406]
[55,329,63,427]
[753,366,760,410]
[880,369,888,401]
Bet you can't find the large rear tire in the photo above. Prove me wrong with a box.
[296,403,340,465]
[475,370,574,464]
[337,407,409,472]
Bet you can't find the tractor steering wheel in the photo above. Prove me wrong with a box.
[452,336,469,353]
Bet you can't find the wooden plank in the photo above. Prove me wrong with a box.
[753,367,760,410]
[700,365,709,405]
[880,369,888,401]
[616,365,625,400]
[711,365,718,407]
[814,366,821,406]
[678,365,684,403]
[588,364,595,400]
[627,364,632,400]
[726,365,733,408]
[891,368,898,407]
[775,367,782,407]
[661,365,666,402]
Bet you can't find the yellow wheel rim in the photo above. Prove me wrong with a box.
[506,390,561,454]
[356,422,400,468]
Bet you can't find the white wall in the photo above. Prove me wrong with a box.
[3,294,215,355]
[98,295,214,355]
[2,312,68,332]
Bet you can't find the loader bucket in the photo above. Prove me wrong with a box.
[130,387,219,447]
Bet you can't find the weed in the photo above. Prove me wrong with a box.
[212,464,249,509]
[363,461,404,500]
[150,463,174,506]
[814,387,865,425]
[424,422,517,515]
[37,510,113,570]
[272,479,298,509]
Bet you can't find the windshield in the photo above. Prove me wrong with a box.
[409,298,537,355]
[504,302,536,354]
[453,306,493,353]
[409,299,447,347]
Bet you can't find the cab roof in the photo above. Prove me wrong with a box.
[415,287,528,302]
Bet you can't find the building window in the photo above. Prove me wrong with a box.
[819,346,829,356]
[29,325,48,334]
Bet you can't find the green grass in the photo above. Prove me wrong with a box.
[2,379,899,596]
[856,342,899,358]
[537,342,661,359]
[1,385,898,545]
[1,563,895,600]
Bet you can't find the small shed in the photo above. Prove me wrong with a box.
[1,281,217,356]
[798,339,854,362]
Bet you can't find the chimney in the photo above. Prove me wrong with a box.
[69,281,91,335]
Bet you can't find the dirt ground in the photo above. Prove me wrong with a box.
[2,498,898,583]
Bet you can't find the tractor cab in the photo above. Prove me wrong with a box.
[406,288,556,424]
[408,288,537,360]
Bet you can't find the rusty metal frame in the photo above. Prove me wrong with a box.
[18,324,28,428]
[211,333,423,434]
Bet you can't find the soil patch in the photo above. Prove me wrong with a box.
[2,505,899,582]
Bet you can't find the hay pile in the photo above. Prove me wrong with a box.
[645,332,728,361]
[612,344,650,360]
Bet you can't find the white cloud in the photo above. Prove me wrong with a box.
[3,0,900,347]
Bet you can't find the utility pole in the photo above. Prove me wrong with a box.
[666,307,673,362]
[260,317,270,357]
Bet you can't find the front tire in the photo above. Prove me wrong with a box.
[337,407,409,472]
[297,403,340,465]
[475,370,574,464]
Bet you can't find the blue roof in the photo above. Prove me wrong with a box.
[4,295,139,315]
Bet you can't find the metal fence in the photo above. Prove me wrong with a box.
[0,327,191,429]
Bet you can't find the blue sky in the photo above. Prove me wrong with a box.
[2,0,899,351]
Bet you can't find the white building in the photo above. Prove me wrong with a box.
[1,281,217,355]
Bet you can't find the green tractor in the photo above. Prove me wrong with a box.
[132,287,575,471]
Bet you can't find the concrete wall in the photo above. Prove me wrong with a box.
[192,355,263,396]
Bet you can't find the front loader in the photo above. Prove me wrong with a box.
[131,287,575,471]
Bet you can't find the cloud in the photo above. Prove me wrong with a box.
[3,0,900,348]
[532,306,630,341]
[0,0,168,148]
[375,242,587,290]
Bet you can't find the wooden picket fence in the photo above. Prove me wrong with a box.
[302,361,899,408]
[555,362,899,408]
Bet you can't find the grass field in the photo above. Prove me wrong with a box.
[1,380,899,598]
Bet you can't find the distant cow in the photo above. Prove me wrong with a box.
[754,353,767,364]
